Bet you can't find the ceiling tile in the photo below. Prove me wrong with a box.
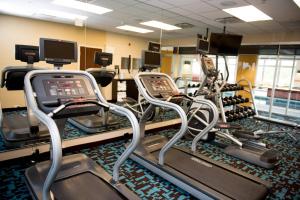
[142,0,175,9]
[183,2,219,14]
[201,10,232,20]
[161,0,202,7]
[203,0,249,9]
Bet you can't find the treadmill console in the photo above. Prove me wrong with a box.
[31,73,101,118]
[140,75,175,100]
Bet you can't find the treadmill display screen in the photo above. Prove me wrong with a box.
[43,79,88,97]
[141,76,174,99]
[149,80,171,92]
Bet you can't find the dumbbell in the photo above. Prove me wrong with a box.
[240,106,250,117]
[225,110,230,116]
[233,95,242,104]
[244,107,255,116]
[226,84,234,91]
[228,96,237,105]
[233,109,244,119]
[247,107,256,116]
[233,84,239,91]
[222,97,230,106]
[226,115,234,122]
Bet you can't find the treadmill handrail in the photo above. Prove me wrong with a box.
[134,72,188,165]
[191,98,219,152]
[24,70,63,200]
[85,70,141,183]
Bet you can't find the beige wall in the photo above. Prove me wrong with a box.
[162,30,300,46]
[0,14,149,108]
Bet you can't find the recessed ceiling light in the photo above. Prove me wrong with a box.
[293,0,300,8]
[140,20,182,30]
[223,5,272,22]
[116,25,153,33]
[52,0,112,15]
[37,9,88,20]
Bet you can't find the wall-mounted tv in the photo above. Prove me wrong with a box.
[209,33,243,56]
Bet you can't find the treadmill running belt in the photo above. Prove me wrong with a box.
[154,148,268,200]
[51,172,125,200]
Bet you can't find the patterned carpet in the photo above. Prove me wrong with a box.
[0,111,299,199]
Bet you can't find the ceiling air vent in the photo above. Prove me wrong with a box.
[215,17,243,24]
[175,22,195,29]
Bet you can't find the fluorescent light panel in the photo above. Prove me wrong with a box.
[223,5,272,22]
[116,25,153,33]
[140,20,181,30]
[0,2,34,16]
[294,0,300,8]
[38,9,88,20]
[53,0,112,15]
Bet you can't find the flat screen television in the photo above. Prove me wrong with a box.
[15,45,39,64]
[148,42,160,52]
[197,38,209,54]
[209,33,243,56]
[39,38,77,64]
[142,51,161,67]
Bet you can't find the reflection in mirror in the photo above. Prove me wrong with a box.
[0,0,89,153]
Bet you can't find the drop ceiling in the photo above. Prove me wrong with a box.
[0,0,299,39]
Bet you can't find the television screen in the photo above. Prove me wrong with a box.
[40,38,77,63]
[143,51,161,66]
[148,42,160,52]
[197,38,209,54]
[15,45,39,64]
[209,33,242,56]
[94,52,112,67]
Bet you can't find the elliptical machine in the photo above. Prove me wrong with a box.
[0,44,48,146]
[68,51,120,133]
[193,54,279,169]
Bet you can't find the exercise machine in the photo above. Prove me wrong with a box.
[69,51,119,133]
[123,49,161,120]
[129,72,270,200]
[0,44,48,146]
[194,55,279,169]
[25,38,140,200]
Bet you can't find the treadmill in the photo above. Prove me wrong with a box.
[130,72,271,200]
[25,38,140,200]
[0,44,48,146]
[69,52,119,133]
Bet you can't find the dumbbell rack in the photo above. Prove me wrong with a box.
[175,77,200,96]
[218,78,258,123]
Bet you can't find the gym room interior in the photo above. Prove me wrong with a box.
[0,0,299,199]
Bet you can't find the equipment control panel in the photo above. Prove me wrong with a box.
[31,73,100,118]
[141,75,175,99]
[43,79,88,97]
